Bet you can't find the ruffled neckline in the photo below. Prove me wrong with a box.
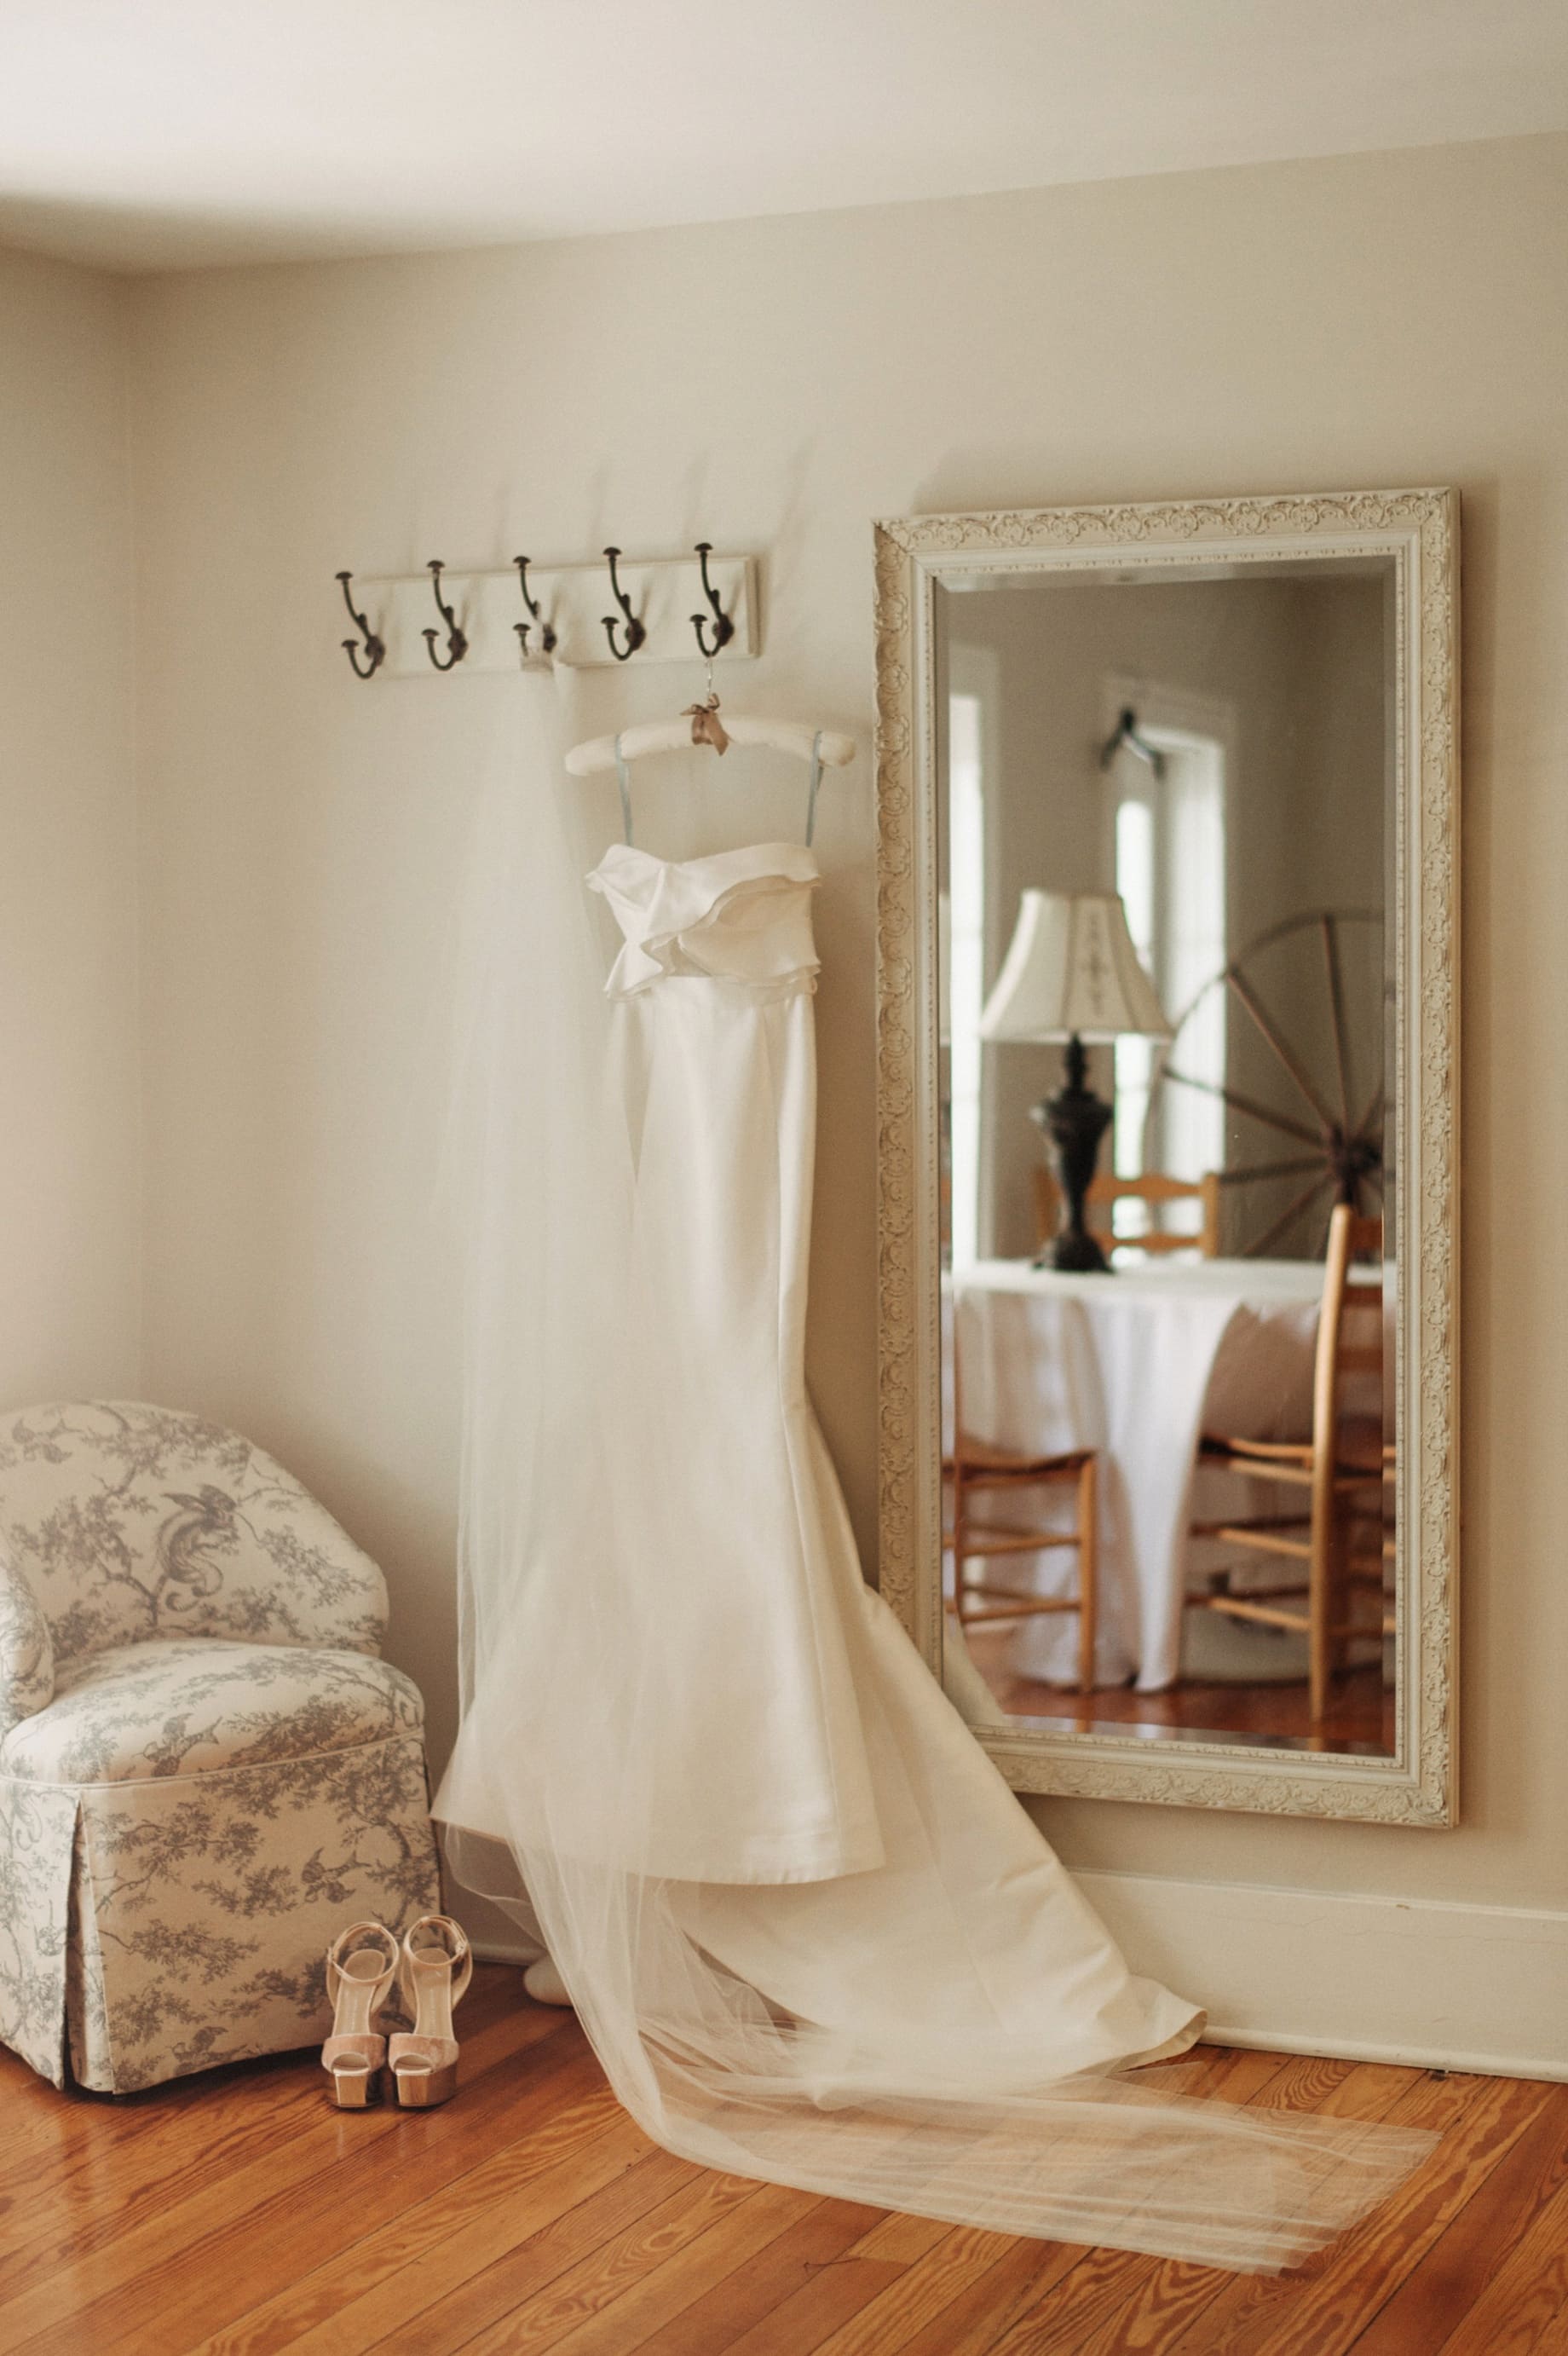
[587,842,821,996]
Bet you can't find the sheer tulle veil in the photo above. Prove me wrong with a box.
[434,680,1433,2272]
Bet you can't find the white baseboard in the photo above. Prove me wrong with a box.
[476,1875,1568,2082]
[1079,1869,1568,2082]
[475,1937,540,1970]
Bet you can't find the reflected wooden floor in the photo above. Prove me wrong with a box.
[970,1638,1396,1754]
[2,1964,1565,2353]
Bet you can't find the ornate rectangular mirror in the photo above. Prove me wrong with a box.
[873,491,1458,1824]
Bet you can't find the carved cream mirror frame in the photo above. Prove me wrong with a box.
[873,488,1459,1827]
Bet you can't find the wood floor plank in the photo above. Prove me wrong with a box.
[1046,2055,1420,2356]
[839,2212,950,2264]
[0,2038,316,2237]
[2,2001,577,2356]
[1349,2080,1568,2355]
[934,2068,1346,2356]
[611,2195,885,2356]
[91,2024,593,2356]
[0,1968,536,2288]
[1525,2284,1568,2351]
[1434,2160,1568,2356]
[1139,2044,1300,2096]
[458,2174,816,2356]
[361,2148,707,2356]
[0,1955,520,2228]
[792,2048,1272,2356]
[189,2052,634,2356]
[2,2053,339,2274]
[801,2222,1022,2356]
[1162,2068,1558,2356]
[960,2053,1396,2356]
[359,2157,711,2356]
[697,2242,909,2356]
[0,2052,169,2186]
[656,2203,947,2356]
[871,2237,1080,2356]
[1062,2253,1240,2355]
[643,2197,950,2356]
[1,1991,540,2260]
[3,2093,398,2349]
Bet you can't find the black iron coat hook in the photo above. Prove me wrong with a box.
[422,560,469,671]
[601,546,647,661]
[689,541,735,658]
[1098,705,1165,778]
[513,555,557,661]
[336,571,385,679]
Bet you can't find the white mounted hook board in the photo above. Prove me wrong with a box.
[334,549,758,677]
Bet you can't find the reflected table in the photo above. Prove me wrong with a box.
[948,1257,1331,1692]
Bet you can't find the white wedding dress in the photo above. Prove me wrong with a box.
[435,809,1432,2272]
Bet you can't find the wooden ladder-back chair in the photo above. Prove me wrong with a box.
[1035,1169,1221,1260]
[1187,1204,1392,1720]
[943,1313,1098,1691]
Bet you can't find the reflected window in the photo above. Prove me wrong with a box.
[1113,797,1156,1181]
[1110,725,1226,1239]
[947,689,986,1269]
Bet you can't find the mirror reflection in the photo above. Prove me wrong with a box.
[938,557,1395,1757]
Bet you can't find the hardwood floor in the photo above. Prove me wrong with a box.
[3,1964,1565,2354]
[983,1660,1396,1753]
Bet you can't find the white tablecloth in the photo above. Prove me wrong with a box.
[948,1259,1331,1692]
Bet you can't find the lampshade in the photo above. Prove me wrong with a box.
[979,890,1173,1044]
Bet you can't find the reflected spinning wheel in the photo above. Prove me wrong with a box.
[1148,909,1386,1259]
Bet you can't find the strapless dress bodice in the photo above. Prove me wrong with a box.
[587,842,820,998]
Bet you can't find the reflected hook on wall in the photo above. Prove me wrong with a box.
[513,555,557,662]
[422,560,469,672]
[1098,705,1166,779]
[601,546,647,661]
[690,540,735,658]
[335,571,385,680]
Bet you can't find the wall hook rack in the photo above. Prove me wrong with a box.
[331,549,756,673]
[601,546,648,662]
[513,555,557,661]
[422,560,469,672]
[689,541,735,658]
[336,571,386,679]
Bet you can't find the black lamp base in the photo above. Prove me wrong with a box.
[1030,1033,1113,1273]
[1044,1227,1111,1274]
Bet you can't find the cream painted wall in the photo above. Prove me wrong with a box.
[126,131,1568,1921]
[0,251,141,1404]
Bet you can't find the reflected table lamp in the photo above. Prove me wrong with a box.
[979,890,1173,1273]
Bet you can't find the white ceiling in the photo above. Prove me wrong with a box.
[3,0,1567,274]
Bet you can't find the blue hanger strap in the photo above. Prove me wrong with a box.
[614,734,633,846]
[804,730,824,847]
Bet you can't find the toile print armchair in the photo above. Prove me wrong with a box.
[0,1401,441,2093]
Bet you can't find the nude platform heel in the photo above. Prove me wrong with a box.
[322,1920,400,2108]
[389,1914,473,2109]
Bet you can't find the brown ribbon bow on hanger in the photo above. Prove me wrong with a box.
[683,695,731,755]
